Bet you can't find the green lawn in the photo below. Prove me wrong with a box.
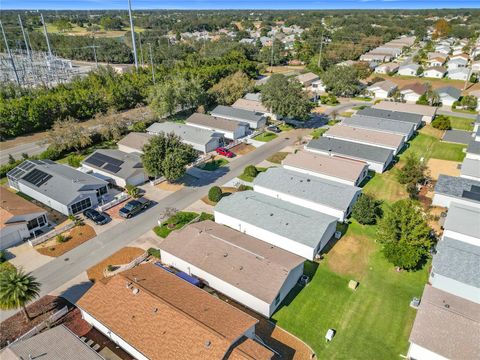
[253,132,278,142]
[266,152,289,164]
[237,166,267,182]
[153,211,199,238]
[272,221,429,360]
[196,158,229,171]
[430,142,466,162]
[311,128,327,139]
[363,169,407,202]
[447,115,474,131]
[352,97,372,102]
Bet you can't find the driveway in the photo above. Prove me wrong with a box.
[6,242,54,273]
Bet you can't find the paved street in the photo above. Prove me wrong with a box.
[0,140,48,165]
[0,131,303,321]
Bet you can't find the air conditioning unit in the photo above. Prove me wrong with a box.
[298,275,310,286]
[334,231,342,239]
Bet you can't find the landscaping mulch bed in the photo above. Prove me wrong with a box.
[201,186,238,205]
[230,143,256,155]
[35,224,96,257]
[0,295,72,348]
[87,247,145,283]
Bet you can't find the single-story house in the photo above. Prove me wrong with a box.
[400,83,428,103]
[407,285,480,360]
[210,105,266,129]
[294,72,326,93]
[432,174,480,209]
[374,63,399,75]
[447,58,468,70]
[0,187,48,250]
[147,122,223,154]
[158,220,304,317]
[435,46,450,55]
[0,325,105,360]
[7,160,109,216]
[423,66,447,79]
[450,53,469,62]
[437,86,462,107]
[77,263,273,360]
[472,60,480,73]
[427,52,448,60]
[366,80,398,99]
[466,140,480,160]
[253,167,361,222]
[324,125,405,155]
[373,46,402,57]
[357,107,423,129]
[185,112,248,140]
[447,68,470,81]
[360,53,391,62]
[372,100,436,123]
[282,150,369,186]
[82,149,147,188]
[342,115,415,140]
[398,63,421,76]
[117,132,153,154]
[427,57,446,67]
[461,158,480,181]
[214,190,338,260]
[442,202,480,247]
[231,98,270,115]
[305,137,394,173]
[430,237,480,304]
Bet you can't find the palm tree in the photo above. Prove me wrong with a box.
[0,267,40,322]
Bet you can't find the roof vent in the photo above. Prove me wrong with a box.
[132,288,139,295]
[126,281,133,289]
[270,213,274,216]
[307,179,310,182]
[224,253,228,257]
[444,303,450,309]
[239,266,243,270]
[204,340,211,348]
[153,307,158,313]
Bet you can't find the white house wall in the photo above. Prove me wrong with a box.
[429,272,480,304]
[407,343,448,360]
[442,230,480,247]
[432,194,480,210]
[17,183,70,215]
[323,134,402,155]
[269,263,304,316]
[118,144,143,154]
[282,164,360,186]
[80,310,149,360]
[0,224,30,250]
[466,152,480,161]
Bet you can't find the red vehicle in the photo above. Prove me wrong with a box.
[215,147,234,158]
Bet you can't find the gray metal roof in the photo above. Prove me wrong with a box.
[253,167,361,211]
[146,122,221,146]
[305,137,393,164]
[467,140,480,155]
[357,107,423,126]
[2,325,104,360]
[214,191,337,248]
[461,158,480,180]
[342,115,414,137]
[211,105,264,126]
[9,160,108,206]
[444,202,480,240]
[83,149,144,180]
[434,174,480,204]
[433,237,480,287]
[437,86,461,99]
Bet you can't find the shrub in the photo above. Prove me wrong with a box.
[208,186,223,202]
[198,212,215,221]
[243,165,258,178]
[125,184,140,198]
[237,184,253,191]
[352,194,382,225]
[131,121,147,132]
[431,115,451,130]
[67,154,82,168]
[147,247,161,258]
[106,264,115,272]
[56,234,70,243]
[39,146,63,160]
[0,250,6,263]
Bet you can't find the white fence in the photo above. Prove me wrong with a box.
[12,306,69,343]
[149,176,166,186]
[28,222,75,247]
[97,192,130,212]
[103,252,148,278]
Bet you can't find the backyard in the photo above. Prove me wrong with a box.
[447,115,475,131]
[272,221,429,360]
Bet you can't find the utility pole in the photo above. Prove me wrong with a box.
[270,38,274,72]
[0,20,21,85]
[148,43,155,84]
[40,13,53,57]
[127,0,138,70]
[18,15,31,59]
[317,28,324,69]
[138,31,144,66]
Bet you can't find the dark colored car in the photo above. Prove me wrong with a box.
[215,147,234,158]
[83,208,109,225]
[267,125,281,133]
[119,197,151,218]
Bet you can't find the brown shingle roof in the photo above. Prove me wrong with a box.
[295,72,319,85]
[77,263,258,360]
[186,113,246,132]
[325,125,404,149]
[282,150,367,182]
[230,338,274,360]
[0,187,46,228]
[232,99,269,114]
[409,285,480,359]
[117,132,153,152]
[159,220,304,303]
[400,82,428,95]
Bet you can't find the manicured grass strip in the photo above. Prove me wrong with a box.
[430,142,466,162]
[447,115,474,131]
[197,158,229,171]
[237,166,267,182]
[153,211,199,238]
[266,152,289,164]
[363,169,407,203]
[311,128,327,139]
[253,132,278,142]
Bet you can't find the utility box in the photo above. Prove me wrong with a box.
[348,280,359,290]
[325,329,336,342]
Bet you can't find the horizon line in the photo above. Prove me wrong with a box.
[2,7,480,11]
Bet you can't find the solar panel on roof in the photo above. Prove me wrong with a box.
[22,169,52,187]
[462,190,480,202]
[84,156,105,167]
[470,185,480,193]
[103,163,121,173]
[95,153,124,167]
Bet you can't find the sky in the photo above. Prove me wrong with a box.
[1,0,479,10]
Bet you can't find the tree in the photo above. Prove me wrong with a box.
[258,41,286,66]
[54,19,73,33]
[460,95,478,111]
[47,118,92,152]
[352,194,381,225]
[98,112,128,140]
[208,186,223,202]
[431,115,451,130]
[0,267,41,322]
[8,154,15,165]
[261,74,312,120]
[125,184,140,198]
[416,66,424,76]
[243,165,258,178]
[397,154,427,198]
[208,71,254,105]
[377,199,433,270]
[320,65,362,97]
[433,19,450,38]
[142,133,197,182]
[149,82,177,117]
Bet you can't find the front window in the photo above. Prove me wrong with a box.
[70,198,92,214]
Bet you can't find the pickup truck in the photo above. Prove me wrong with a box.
[119,197,151,218]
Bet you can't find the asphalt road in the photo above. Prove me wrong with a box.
[0,132,300,321]
[0,141,48,165]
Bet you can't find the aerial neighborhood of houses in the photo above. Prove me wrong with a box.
[1,9,480,360]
